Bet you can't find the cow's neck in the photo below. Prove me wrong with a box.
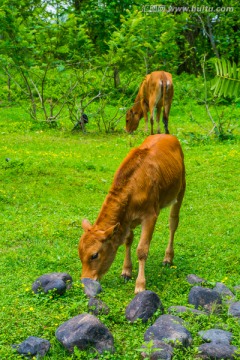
[95,189,128,231]
[133,93,143,116]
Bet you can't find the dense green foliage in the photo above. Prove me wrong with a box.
[0,0,239,127]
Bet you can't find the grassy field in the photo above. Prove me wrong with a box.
[0,100,240,359]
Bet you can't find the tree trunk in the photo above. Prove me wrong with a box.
[206,16,220,58]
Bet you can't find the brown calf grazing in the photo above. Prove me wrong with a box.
[78,134,185,294]
[126,71,174,135]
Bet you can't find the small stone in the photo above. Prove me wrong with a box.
[12,336,51,357]
[188,286,222,313]
[125,290,164,323]
[198,343,238,359]
[144,314,192,348]
[32,272,72,294]
[44,279,66,295]
[198,329,233,345]
[168,305,206,316]
[88,298,110,315]
[228,301,240,318]
[141,340,173,360]
[186,274,206,285]
[55,313,114,354]
[213,282,234,298]
[81,278,102,297]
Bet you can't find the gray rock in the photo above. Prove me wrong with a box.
[44,279,66,295]
[125,290,164,323]
[198,343,239,359]
[168,306,206,316]
[55,313,114,354]
[32,272,72,294]
[144,314,192,348]
[186,274,206,285]
[141,340,173,360]
[213,282,234,298]
[12,336,51,357]
[81,278,102,297]
[198,329,233,344]
[88,298,110,315]
[228,301,240,318]
[188,286,222,312]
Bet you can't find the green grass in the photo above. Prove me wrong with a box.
[0,102,240,359]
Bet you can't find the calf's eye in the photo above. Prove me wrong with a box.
[91,253,98,260]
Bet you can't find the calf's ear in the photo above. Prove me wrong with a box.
[103,223,120,240]
[82,219,92,231]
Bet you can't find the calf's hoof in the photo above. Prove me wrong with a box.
[134,279,146,294]
[162,260,172,267]
[134,286,145,294]
[121,274,131,283]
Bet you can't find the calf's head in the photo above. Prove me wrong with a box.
[126,109,141,133]
[78,219,119,280]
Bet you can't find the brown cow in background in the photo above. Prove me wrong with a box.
[126,71,174,135]
[79,134,185,294]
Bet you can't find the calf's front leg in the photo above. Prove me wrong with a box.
[121,230,134,280]
[135,216,157,293]
[141,101,149,133]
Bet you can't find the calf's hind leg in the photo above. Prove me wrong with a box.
[162,102,171,134]
[156,105,162,134]
[163,186,185,265]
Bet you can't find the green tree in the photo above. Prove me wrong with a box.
[73,0,145,52]
[143,0,240,74]
[102,9,184,88]
[0,0,95,122]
